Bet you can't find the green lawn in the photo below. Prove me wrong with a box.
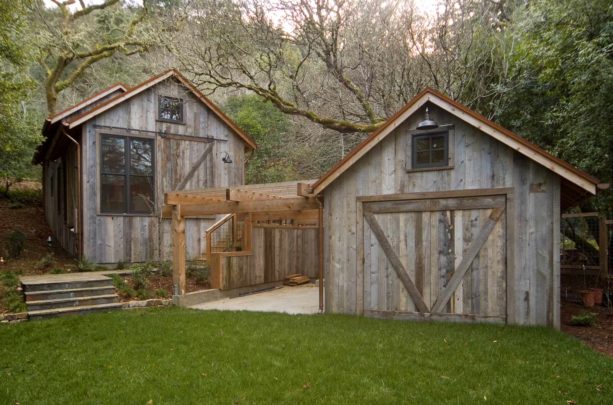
[1,308,612,404]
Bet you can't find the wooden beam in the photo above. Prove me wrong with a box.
[175,143,213,191]
[357,188,513,203]
[430,207,505,313]
[172,205,186,296]
[561,212,599,219]
[297,182,314,197]
[161,205,218,219]
[227,188,284,202]
[364,310,505,324]
[364,195,505,214]
[364,212,429,313]
[250,210,319,222]
[253,224,318,229]
[599,216,609,282]
[165,192,227,205]
[174,198,319,217]
[318,204,324,312]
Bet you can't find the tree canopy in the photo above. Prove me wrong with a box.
[0,0,610,212]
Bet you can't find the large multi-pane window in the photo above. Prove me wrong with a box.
[100,134,155,214]
[158,96,184,123]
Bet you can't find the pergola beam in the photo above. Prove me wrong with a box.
[168,198,319,217]
[227,188,285,202]
[250,209,319,223]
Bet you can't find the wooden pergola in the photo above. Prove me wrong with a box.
[163,180,324,310]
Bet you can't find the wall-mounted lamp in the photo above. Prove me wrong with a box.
[47,236,53,248]
[417,107,439,130]
[221,152,233,164]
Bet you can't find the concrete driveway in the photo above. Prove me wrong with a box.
[190,284,319,315]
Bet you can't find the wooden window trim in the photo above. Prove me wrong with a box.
[406,125,454,172]
[157,95,185,124]
[98,131,156,216]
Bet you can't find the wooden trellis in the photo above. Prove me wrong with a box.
[163,180,324,310]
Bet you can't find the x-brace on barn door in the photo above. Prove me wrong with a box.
[361,194,507,322]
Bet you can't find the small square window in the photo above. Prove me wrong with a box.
[158,96,184,123]
[411,131,449,169]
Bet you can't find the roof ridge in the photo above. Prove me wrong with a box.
[47,82,128,122]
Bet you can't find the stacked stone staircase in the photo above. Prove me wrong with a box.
[21,273,122,320]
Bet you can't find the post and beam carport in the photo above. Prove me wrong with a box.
[163,180,324,310]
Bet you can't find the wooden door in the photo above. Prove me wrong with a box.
[362,195,507,322]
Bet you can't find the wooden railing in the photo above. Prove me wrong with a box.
[205,213,252,261]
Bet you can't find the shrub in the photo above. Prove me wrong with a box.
[569,312,598,327]
[50,268,64,274]
[36,253,55,270]
[115,261,125,270]
[5,230,26,259]
[0,271,26,313]
[7,188,42,206]
[76,258,96,272]
[187,263,209,284]
[158,260,172,277]
[155,288,168,298]
[132,269,150,291]
[130,262,155,290]
[136,289,152,300]
[111,275,136,299]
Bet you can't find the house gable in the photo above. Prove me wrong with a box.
[312,89,598,200]
[66,69,256,150]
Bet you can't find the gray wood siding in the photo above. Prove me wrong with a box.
[217,226,319,290]
[323,104,560,327]
[43,144,78,256]
[81,77,246,263]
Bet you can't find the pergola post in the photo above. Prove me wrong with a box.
[599,215,609,283]
[318,201,324,313]
[172,204,186,296]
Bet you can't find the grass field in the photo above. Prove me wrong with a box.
[1,308,612,404]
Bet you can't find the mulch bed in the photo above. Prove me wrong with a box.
[114,273,210,302]
[0,197,76,274]
[561,300,613,357]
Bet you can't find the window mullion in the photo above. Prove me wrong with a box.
[125,136,130,214]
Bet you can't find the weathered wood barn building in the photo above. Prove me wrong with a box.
[38,70,600,328]
[308,88,600,328]
[35,69,256,263]
[165,87,600,328]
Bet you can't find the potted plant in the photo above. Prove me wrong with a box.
[580,290,596,308]
[590,287,604,305]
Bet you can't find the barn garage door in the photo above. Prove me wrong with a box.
[362,195,507,322]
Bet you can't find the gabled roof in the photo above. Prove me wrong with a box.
[311,88,599,198]
[40,83,128,137]
[47,83,128,126]
[64,69,256,149]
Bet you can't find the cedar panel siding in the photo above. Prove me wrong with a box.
[81,77,246,263]
[323,104,562,327]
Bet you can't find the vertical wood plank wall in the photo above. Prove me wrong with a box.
[81,77,246,263]
[44,143,78,255]
[323,105,561,327]
[217,227,319,290]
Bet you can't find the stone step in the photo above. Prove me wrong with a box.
[24,286,117,302]
[22,278,114,293]
[27,294,119,312]
[28,303,123,321]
